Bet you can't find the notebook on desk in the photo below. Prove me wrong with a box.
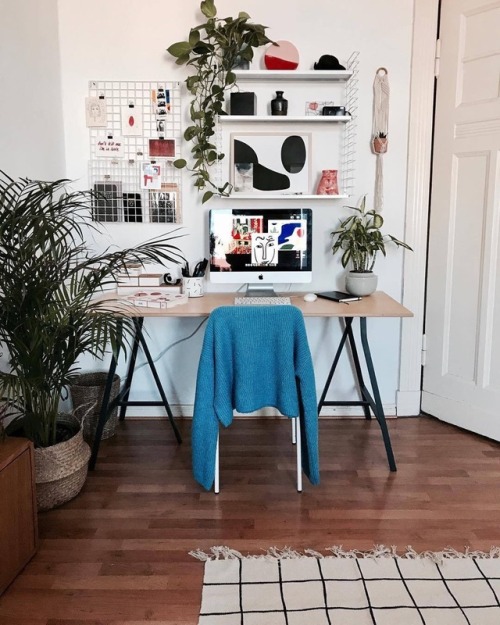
[316,291,362,303]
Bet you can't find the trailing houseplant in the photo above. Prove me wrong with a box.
[167,0,272,203]
[331,195,412,295]
[0,171,184,507]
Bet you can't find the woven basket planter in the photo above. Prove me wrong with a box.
[35,414,90,511]
[70,372,121,442]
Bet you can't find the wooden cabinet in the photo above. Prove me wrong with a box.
[0,437,38,595]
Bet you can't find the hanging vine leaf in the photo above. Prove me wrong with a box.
[167,1,272,202]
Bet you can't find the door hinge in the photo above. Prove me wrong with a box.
[434,38,441,78]
[421,334,427,367]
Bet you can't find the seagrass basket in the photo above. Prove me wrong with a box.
[70,372,121,442]
[35,414,90,511]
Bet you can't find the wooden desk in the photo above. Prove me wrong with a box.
[89,291,412,471]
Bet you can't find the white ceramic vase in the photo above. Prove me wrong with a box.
[345,271,378,297]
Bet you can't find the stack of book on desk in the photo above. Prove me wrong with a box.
[116,279,181,295]
[116,272,177,290]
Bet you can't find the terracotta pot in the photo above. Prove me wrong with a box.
[372,136,388,154]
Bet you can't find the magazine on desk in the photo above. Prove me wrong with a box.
[124,290,188,309]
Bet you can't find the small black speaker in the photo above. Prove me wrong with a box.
[230,92,256,115]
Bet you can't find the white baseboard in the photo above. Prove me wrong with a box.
[396,390,421,416]
[122,404,397,419]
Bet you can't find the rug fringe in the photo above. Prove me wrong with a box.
[189,545,500,562]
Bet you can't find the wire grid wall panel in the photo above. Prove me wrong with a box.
[341,51,359,197]
[88,80,183,224]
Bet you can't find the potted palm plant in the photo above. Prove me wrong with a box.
[167,0,272,203]
[331,195,412,296]
[0,171,184,510]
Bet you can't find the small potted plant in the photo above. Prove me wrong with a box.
[0,171,184,510]
[331,195,412,296]
[167,0,272,203]
[372,131,388,154]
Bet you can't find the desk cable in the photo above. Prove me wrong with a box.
[133,316,208,372]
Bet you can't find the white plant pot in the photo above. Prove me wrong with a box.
[345,271,378,296]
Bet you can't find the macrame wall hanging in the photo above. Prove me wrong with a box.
[371,67,389,211]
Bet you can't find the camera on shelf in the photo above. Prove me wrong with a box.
[322,105,347,116]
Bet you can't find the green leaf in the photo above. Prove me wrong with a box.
[184,126,199,141]
[225,71,236,85]
[186,76,199,90]
[200,0,216,18]
[167,41,192,58]
[341,249,351,268]
[238,11,250,19]
[188,29,200,46]
[372,214,384,228]
[202,190,214,203]
[173,159,187,169]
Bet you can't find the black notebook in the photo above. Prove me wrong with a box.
[316,291,362,303]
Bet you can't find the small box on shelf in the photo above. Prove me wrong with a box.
[230,92,256,115]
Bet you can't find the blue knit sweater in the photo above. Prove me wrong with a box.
[192,306,319,490]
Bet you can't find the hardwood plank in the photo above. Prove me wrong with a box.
[0,415,499,625]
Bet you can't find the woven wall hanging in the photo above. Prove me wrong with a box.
[372,67,389,211]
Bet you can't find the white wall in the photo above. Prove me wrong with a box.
[39,0,416,415]
[0,0,65,179]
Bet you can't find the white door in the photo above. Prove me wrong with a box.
[422,0,500,439]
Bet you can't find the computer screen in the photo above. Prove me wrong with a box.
[209,208,312,292]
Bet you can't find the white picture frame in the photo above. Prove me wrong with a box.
[230,132,311,195]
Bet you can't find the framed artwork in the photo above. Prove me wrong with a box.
[230,132,311,194]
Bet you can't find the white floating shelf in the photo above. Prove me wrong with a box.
[219,115,351,123]
[222,194,349,200]
[233,70,353,82]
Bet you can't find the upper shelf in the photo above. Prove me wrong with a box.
[233,70,353,82]
[219,115,351,123]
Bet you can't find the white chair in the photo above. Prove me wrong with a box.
[192,306,319,494]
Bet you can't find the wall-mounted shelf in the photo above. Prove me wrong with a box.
[213,53,359,199]
[234,70,353,82]
[219,115,351,124]
[222,193,349,200]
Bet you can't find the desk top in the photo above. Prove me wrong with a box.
[96,291,413,319]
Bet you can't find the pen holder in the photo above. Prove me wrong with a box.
[181,277,205,298]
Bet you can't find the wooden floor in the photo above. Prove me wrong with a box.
[1,415,499,624]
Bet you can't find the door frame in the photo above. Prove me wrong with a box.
[397,0,440,415]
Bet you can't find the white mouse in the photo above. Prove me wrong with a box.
[303,293,317,302]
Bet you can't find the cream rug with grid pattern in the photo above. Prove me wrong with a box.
[191,546,500,625]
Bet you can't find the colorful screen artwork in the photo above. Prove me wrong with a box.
[209,209,311,272]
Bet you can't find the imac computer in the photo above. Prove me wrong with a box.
[209,208,312,297]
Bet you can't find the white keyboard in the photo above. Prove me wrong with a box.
[234,296,292,306]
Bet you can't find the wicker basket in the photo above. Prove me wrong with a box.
[35,414,90,511]
[70,372,121,442]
